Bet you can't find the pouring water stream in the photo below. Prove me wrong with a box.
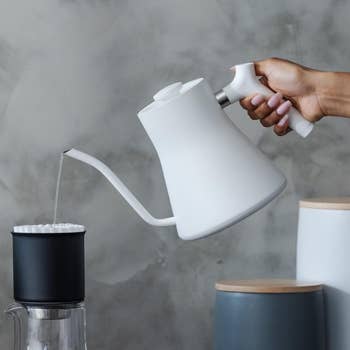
[53,153,64,224]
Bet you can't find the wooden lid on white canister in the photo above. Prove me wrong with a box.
[300,197,350,210]
[215,279,322,293]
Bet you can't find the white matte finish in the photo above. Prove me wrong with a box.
[297,206,350,350]
[223,63,314,138]
[64,149,176,227]
[137,78,286,239]
[65,77,286,240]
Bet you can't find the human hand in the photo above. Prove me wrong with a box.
[239,57,324,136]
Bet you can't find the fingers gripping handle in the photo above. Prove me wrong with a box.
[222,63,314,138]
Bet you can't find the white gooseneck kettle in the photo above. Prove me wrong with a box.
[65,63,313,240]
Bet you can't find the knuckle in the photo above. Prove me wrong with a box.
[240,97,255,110]
[274,128,284,136]
[260,118,271,127]
[239,99,248,109]
[265,112,280,125]
[248,111,257,120]
[255,104,271,119]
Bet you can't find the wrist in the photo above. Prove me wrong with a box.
[313,71,338,116]
[312,70,350,117]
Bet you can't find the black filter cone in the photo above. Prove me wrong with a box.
[12,224,85,305]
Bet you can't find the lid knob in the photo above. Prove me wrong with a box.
[153,82,183,102]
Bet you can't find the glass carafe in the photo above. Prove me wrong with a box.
[6,303,87,350]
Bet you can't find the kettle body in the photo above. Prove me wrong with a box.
[137,78,286,239]
[65,73,287,240]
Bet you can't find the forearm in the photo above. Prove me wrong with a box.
[315,71,350,118]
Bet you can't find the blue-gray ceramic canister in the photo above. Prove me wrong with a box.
[215,280,325,350]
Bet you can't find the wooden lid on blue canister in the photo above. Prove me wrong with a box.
[215,279,322,293]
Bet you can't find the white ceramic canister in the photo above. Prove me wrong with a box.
[297,198,350,350]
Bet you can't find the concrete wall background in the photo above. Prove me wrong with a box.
[0,0,349,348]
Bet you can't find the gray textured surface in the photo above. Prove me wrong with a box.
[0,0,348,349]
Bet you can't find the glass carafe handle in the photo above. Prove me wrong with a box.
[5,303,25,350]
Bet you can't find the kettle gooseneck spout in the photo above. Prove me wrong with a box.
[64,149,176,227]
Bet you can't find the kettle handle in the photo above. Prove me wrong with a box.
[222,62,314,138]
[64,149,176,227]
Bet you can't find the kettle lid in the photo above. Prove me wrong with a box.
[138,78,204,116]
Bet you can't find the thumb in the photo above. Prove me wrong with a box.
[254,59,271,77]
